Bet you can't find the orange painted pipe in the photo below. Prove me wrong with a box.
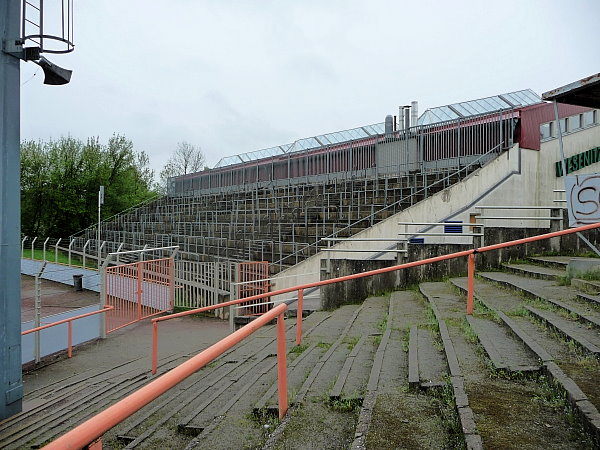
[22,306,113,336]
[295,289,304,346]
[44,303,288,450]
[467,253,475,315]
[277,312,288,419]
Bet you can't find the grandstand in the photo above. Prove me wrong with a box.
[61,88,599,311]
[8,75,600,448]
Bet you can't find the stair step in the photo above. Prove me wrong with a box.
[503,262,566,280]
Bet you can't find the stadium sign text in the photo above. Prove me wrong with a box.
[555,146,600,177]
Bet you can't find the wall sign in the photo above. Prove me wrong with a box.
[555,147,600,177]
[565,173,600,227]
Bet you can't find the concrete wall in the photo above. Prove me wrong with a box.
[272,124,600,308]
[21,259,100,292]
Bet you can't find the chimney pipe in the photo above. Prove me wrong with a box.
[403,106,411,131]
[411,101,418,127]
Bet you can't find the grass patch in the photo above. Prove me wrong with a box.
[328,397,363,413]
[556,275,572,286]
[316,341,332,350]
[533,374,566,410]
[430,380,466,449]
[345,336,360,351]
[459,318,479,344]
[508,305,530,317]
[376,316,388,333]
[577,270,600,282]
[290,343,309,355]
[22,248,83,266]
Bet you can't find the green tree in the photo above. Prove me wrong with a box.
[20,134,156,237]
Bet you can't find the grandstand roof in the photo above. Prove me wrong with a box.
[417,89,542,125]
[214,123,385,168]
[214,89,542,169]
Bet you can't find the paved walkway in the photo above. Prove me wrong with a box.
[21,274,99,322]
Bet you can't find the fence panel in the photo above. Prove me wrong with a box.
[174,261,234,313]
[105,258,174,333]
[237,261,270,316]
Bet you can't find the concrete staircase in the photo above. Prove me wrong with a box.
[2,255,600,449]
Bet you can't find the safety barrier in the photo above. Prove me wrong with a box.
[22,306,113,359]
[44,221,600,449]
[105,257,174,333]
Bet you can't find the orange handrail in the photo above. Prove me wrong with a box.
[43,303,289,450]
[150,221,600,374]
[22,306,114,359]
[45,221,600,449]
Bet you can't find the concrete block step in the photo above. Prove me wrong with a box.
[478,271,600,331]
[525,305,600,358]
[572,278,600,295]
[465,315,541,373]
[502,262,566,281]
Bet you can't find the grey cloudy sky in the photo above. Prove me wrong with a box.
[19,0,600,177]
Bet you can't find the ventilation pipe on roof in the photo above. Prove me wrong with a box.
[385,115,394,137]
[403,105,411,130]
[411,101,418,127]
[398,107,405,131]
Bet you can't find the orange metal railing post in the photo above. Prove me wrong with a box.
[68,321,73,358]
[467,253,475,315]
[152,321,158,375]
[277,312,288,419]
[295,288,304,346]
[137,262,143,321]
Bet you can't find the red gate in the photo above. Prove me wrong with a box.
[237,262,270,316]
[105,258,174,333]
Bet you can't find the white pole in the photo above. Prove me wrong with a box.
[98,186,104,268]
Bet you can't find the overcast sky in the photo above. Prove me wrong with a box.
[19,0,600,178]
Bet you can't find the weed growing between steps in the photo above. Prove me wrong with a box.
[344,335,360,351]
[289,343,309,355]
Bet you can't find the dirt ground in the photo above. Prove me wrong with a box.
[21,274,100,322]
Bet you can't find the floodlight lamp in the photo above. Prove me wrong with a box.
[33,56,72,85]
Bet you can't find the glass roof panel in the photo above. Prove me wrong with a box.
[418,89,542,125]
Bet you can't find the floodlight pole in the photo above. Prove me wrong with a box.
[0,0,24,420]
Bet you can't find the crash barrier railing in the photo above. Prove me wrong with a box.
[44,221,600,449]
[22,306,113,359]
[474,205,566,221]
[398,221,486,242]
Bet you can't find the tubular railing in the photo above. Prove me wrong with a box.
[22,306,113,359]
[44,221,600,449]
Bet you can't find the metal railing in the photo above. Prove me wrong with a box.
[44,221,600,449]
[22,306,113,360]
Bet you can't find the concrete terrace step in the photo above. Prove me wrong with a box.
[465,314,540,373]
[419,281,594,449]
[502,262,566,280]
[257,297,389,450]
[451,275,600,441]
[113,311,334,449]
[479,271,600,329]
[527,255,572,269]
